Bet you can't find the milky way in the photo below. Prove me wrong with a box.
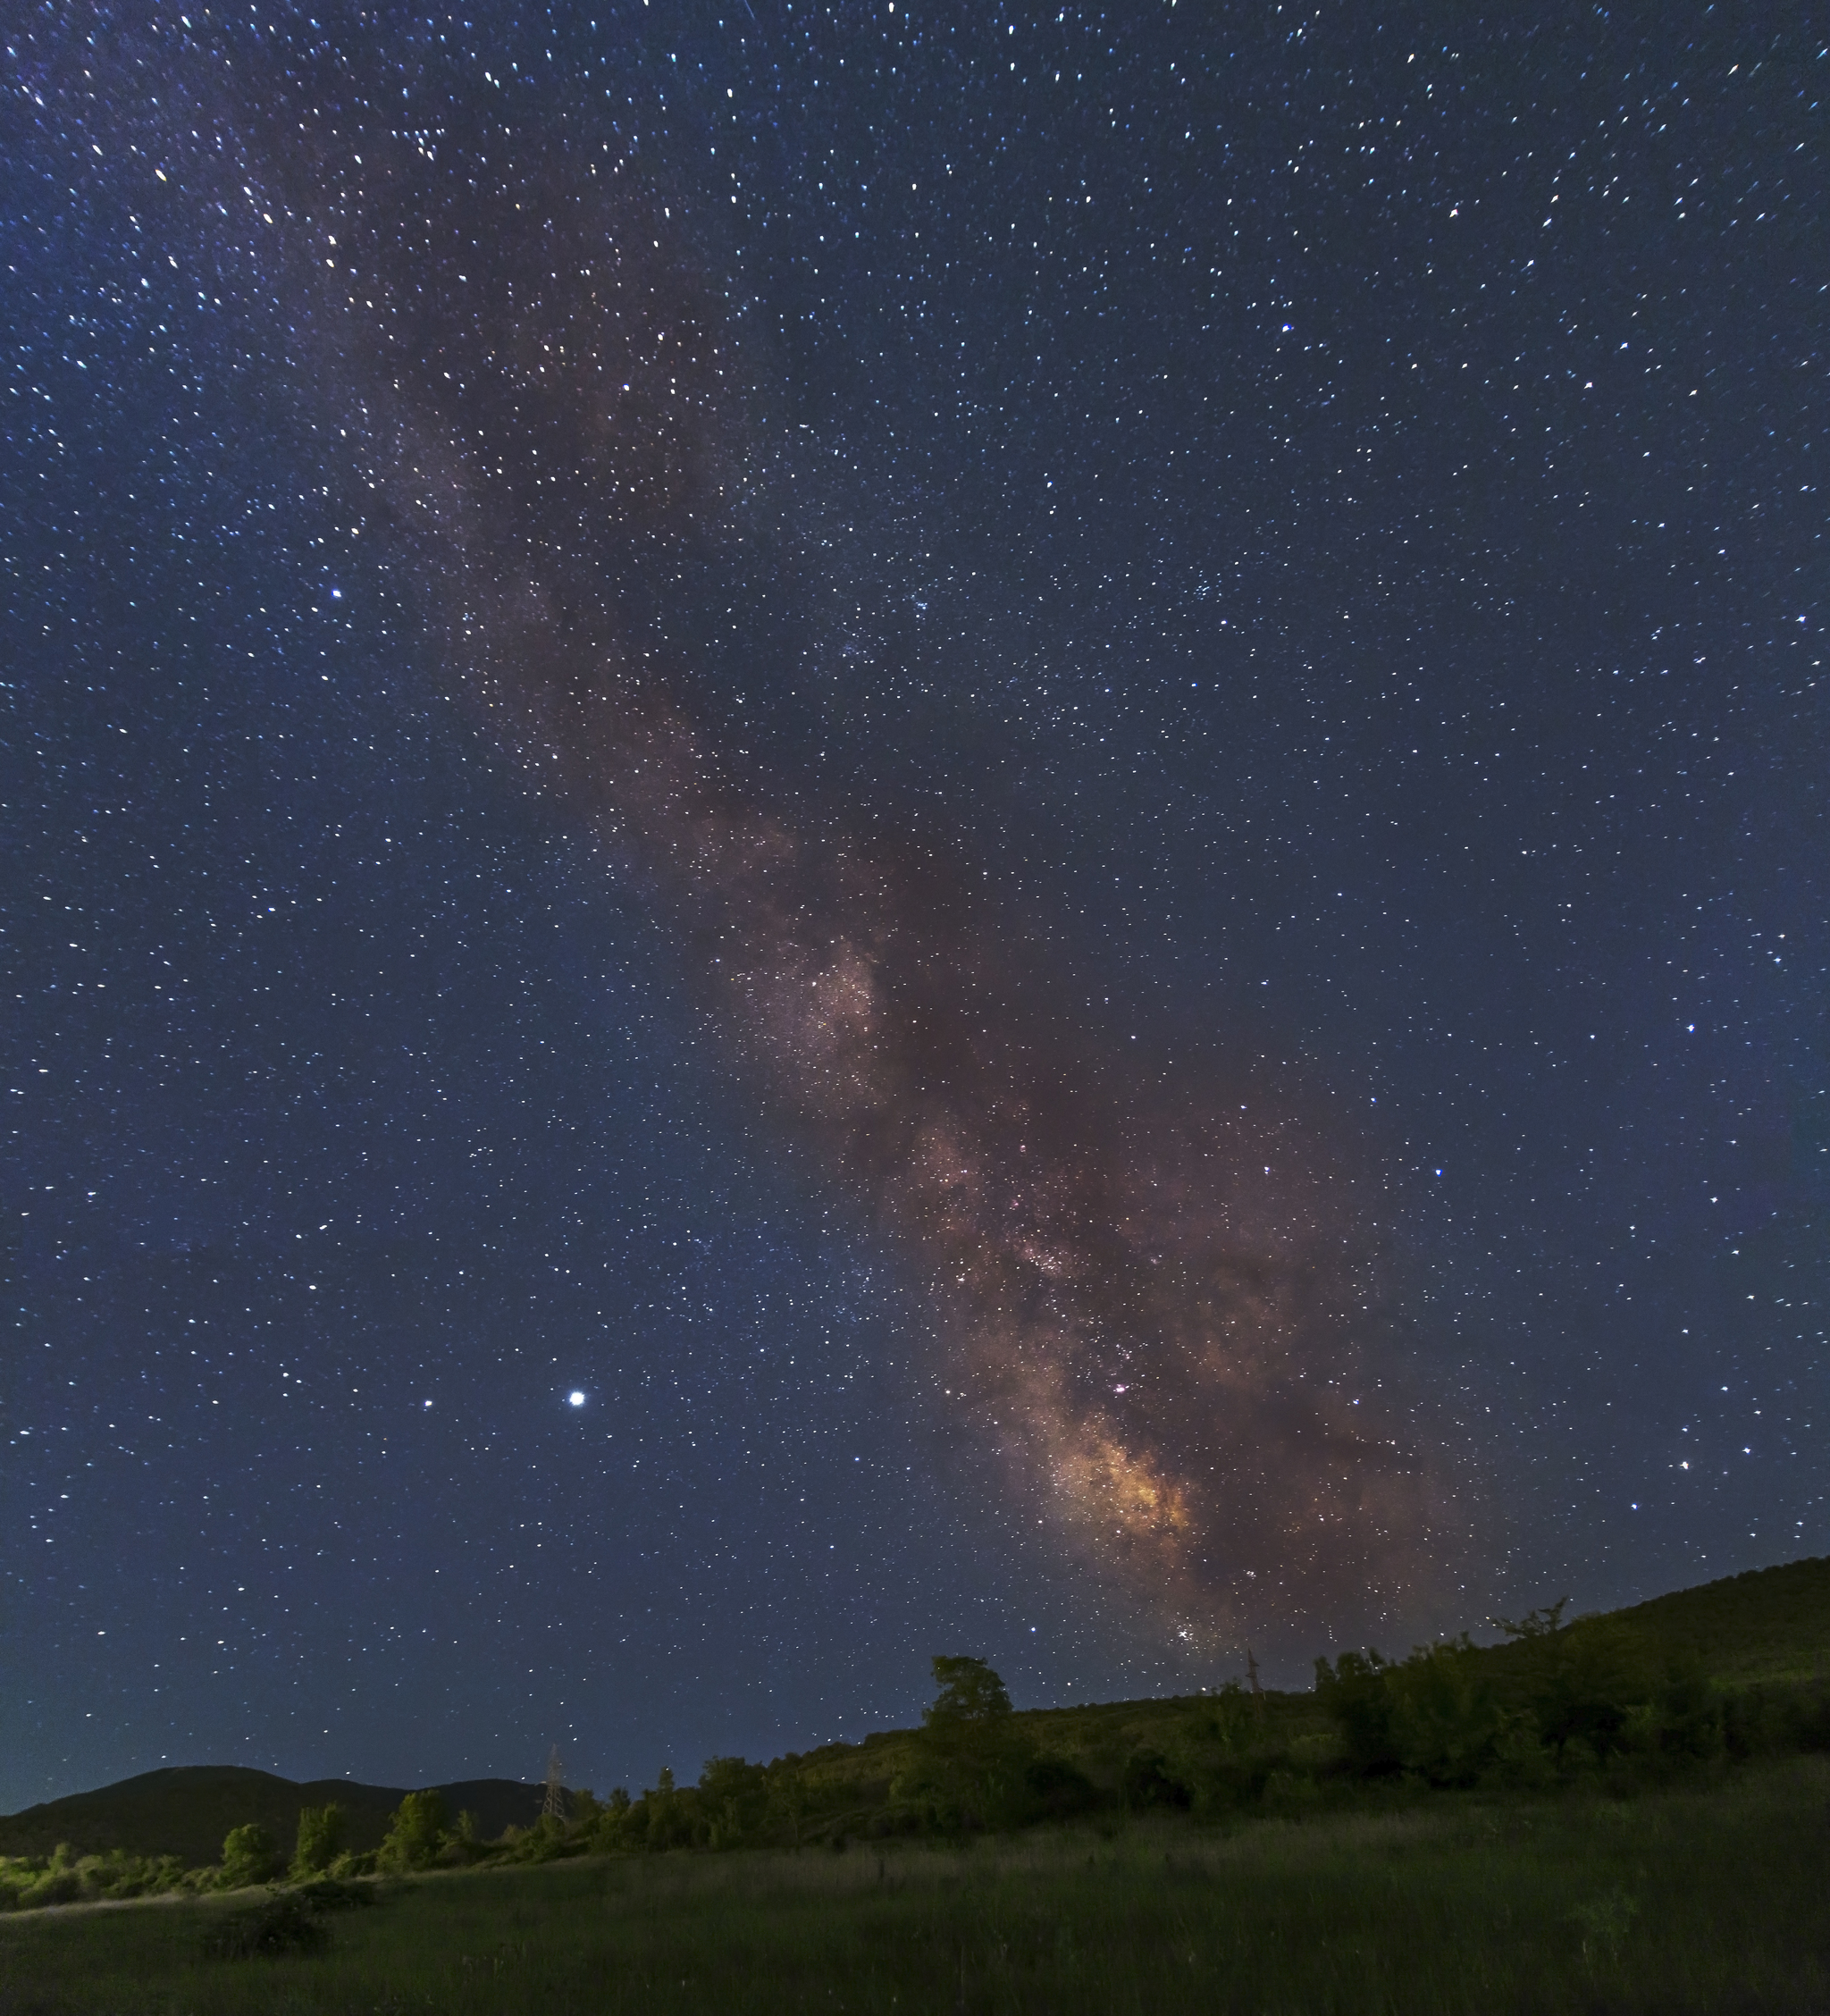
[17,0,1819,1812]
[256,113,1454,1640]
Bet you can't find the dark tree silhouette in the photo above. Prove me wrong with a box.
[923,1656,1012,1725]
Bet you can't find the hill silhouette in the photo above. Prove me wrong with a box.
[0,1768,544,1865]
[6,1554,1824,1865]
[1550,1554,1830,1686]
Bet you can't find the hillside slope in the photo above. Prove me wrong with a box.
[783,1553,1830,1809]
[1560,1556,1830,1686]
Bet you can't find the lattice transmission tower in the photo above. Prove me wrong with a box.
[541,1744,567,1826]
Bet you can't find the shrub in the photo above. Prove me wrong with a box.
[1120,1750,1191,1812]
[642,1768,697,1852]
[1528,1621,1651,1763]
[376,1790,448,1871]
[1314,1651,1402,1775]
[1022,1754,1099,1819]
[512,1814,575,1862]
[698,1756,769,1848]
[1482,1711,1557,1789]
[219,1823,284,1889]
[762,1766,808,1846]
[1321,1638,1537,1785]
[891,1720,1037,1833]
[292,1877,376,1911]
[21,1868,84,1909]
[1387,1639,1504,1785]
[202,1889,329,1959]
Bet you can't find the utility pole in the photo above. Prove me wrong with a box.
[1247,1647,1265,1721]
[541,1745,567,1826]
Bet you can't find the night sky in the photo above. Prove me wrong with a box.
[4,4,1824,1814]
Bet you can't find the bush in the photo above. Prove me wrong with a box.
[1023,1754,1099,1819]
[642,1768,696,1852]
[219,1824,284,1889]
[890,1722,1037,1833]
[1387,1639,1504,1785]
[21,1868,84,1908]
[1183,1755,1269,1816]
[292,1877,376,1911]
[887,1758,966,1835]
[1482,1711,1557,1790]
[1120,1750,1191,1812]
[1314,1651,1402,1775]
[1529,1621,1650,1763]
[1640,1659,1725,1763]
[1319,1638,1532,1785]
[376,1790,448,1871]
[698,1756,769,1848]
[509,1814,576,1862]
[202,1889,329,1959]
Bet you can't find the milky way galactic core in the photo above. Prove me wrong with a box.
[297,117,1451,1637]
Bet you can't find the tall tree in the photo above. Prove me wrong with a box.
[290,1802,347,1878]
[377,1791,448,1871]
[923,1655,1012,1725]
[219,1823,282,1888]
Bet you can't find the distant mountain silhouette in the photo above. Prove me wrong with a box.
[0,1767,546,1864]
[6,1557,1824,1869]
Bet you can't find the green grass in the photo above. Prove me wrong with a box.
[5,1759,1827,2014]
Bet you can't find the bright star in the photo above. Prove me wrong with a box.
[567,1390,586,1407]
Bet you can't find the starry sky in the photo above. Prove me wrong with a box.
[4,3,1824,1812]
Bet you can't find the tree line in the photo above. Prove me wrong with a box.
[5,1625,1827,1910]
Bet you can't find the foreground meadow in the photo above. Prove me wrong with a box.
[3,1760,1826,2015]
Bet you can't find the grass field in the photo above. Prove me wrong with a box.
[4,1758,1826,2015]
